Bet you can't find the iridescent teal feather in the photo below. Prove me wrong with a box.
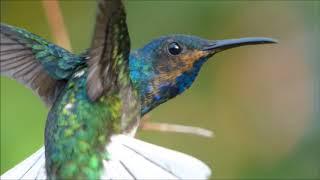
[45,69,123,179]
[0,23,85,106]
[1,24,85,80]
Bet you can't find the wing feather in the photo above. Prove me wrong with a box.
[87,0,131,101]
[0,23,84,107]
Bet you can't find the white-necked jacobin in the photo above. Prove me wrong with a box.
[0,0,277,179]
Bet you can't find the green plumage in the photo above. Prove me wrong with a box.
[45,69,122,179]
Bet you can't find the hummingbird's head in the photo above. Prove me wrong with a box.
[129,35,277,115]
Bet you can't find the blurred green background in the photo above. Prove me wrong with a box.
[1,0,319,179]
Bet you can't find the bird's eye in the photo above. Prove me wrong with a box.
[168,42,182,55]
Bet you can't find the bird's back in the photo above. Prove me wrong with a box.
[44,68,125,178]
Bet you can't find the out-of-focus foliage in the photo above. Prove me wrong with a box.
[1,1,319,178]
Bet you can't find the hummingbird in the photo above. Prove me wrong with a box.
[0,0,277,179]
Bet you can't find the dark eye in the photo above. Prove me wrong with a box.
[168,42,182,55]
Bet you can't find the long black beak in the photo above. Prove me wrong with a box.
[203,37,277,53]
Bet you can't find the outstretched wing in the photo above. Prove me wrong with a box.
[0,24,85,107]
[87,0,130,101]
[1,135,212,179]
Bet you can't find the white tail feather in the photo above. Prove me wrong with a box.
[1,147,46,179]
[1,135,212,179]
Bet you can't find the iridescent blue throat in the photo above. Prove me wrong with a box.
[129,51,208,116]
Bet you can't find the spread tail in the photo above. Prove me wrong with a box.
[1,135,211,179]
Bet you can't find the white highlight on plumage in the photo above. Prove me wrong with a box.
[64,103,73,111]
[1,135,212,179]
[74,69,85,78]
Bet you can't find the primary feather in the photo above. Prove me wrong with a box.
[87,0,130,101]
[0,23,85,107]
